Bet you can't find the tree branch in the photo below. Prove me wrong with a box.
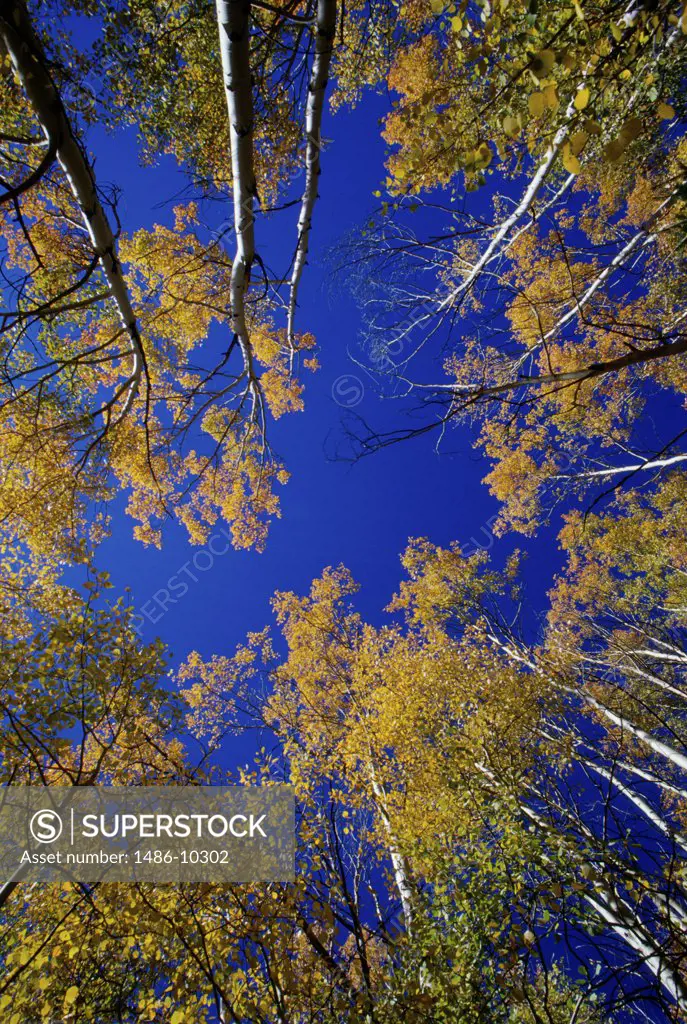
[0,0,146,423]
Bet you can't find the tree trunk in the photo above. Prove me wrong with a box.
[0,0,144,421]
[287,0,337,356]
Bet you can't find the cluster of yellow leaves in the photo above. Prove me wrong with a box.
[0,395,110,556]
[253,325,317,419]
[329,0,401,110]
[381,0,684,190]
[0,550,187,786]
[551,474,687,636]
[0,193,318,553]
[177,644,260,747]
[442,148,687,536]
[93,1,302,205]
[383,33,486,191]
[2,870,370,1022]
[250,542,545,868]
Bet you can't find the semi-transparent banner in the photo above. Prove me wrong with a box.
[0,786,294,884]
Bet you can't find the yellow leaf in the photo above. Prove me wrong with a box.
[502,115,520,137]
[570,130,588,156]
[574,88,590,110]
[543,84,559,110]
[562,144,581,174]
[657,101,675,119]
[604,137,627,161]
[451,14,463,31]
[528,92,545,117]
[621,116,643,141]
[474,142,493,169]
[64,986,79,1005]
[531,49,555,77]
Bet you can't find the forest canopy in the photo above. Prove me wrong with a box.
[1,0,687,1021]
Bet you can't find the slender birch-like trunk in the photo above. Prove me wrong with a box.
[554,454,687,480]
[287,0,337,355]
[0,0,144,421]
[517,782,687,1012]
[579,690,687,774]
[215,0,257,365]
[582,758,687,855]
[586,889,687,1012]
[369,770,415,931]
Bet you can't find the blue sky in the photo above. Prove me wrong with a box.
[91,88,560,678]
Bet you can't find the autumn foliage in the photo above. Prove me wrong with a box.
[1,0,687,1021]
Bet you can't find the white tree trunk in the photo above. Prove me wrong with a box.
[518,782,687,1011]
[586,889,687,1012]
[215,0,257,365]
[582,758,687,855]
[614,759,687,803]
[369,771,415,931]
[555,453,687,482]
[535,186,678,348]
[287,0,337,356]
[580,691,687,774]
[0,0,144,422]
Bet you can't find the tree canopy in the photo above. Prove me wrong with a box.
[1,0,687,1021]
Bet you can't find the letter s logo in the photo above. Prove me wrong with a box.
[331,375,364,408]
[29,808,63,844]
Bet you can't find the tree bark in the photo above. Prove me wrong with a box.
[0,0,144,421]
[215,0,257,365]
[286,0,337,355]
